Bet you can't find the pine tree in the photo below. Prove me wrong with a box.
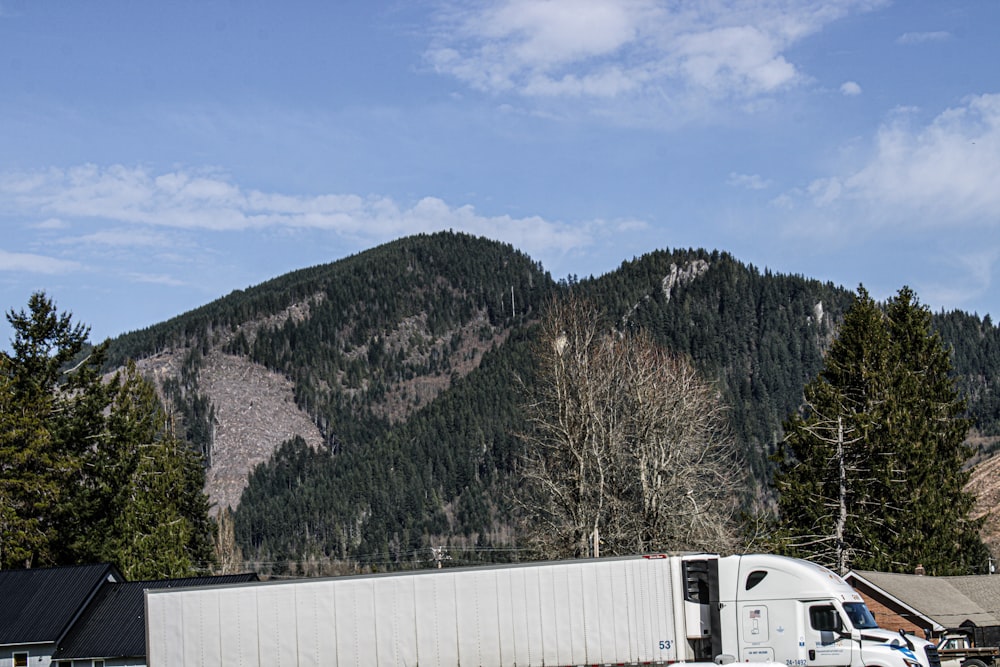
[0,359,58,568]
[95,361,214,578]
[0,293,108,568]
[1,293,214,574]
[773,288,887,571]
[880,287,990,573]
[774,286,988,574]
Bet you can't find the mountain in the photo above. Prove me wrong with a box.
[104,232,1000,573]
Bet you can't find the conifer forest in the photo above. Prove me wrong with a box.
[3,232,999,576]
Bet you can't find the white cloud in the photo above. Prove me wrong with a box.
[0,248,81,274]
[896,31,951,45]
[426,0,885,104]
[807,176,844,207]
[479,0,641,67]
[59,228,175,248]
[34,218,67,230]
[781,93,1000,227]
[842,94,1000,224]
[728,172,772,190]
[674,25,798,95]
[125,271,189,287]
[0,164,623,268]
[761,95,1000,317]
[840,80,862,96]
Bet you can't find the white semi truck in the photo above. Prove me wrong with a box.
[145,553,940,667]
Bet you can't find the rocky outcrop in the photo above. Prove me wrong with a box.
[662,259,710,302]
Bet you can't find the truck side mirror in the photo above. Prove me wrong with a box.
[837,628,859,643]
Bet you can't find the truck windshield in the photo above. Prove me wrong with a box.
[843,602,879,629]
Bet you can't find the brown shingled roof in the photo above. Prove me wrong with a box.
[848,570,1000,630]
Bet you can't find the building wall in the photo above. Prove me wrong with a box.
[53,659,145,667]
[852,587,931,639]
[2,646,54,667]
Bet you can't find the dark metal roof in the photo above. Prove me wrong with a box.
[54,573,258,660]
[0,563,121,646]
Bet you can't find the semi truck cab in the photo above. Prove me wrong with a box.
[683,554,940,667]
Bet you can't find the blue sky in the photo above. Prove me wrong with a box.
[2,1,999,345]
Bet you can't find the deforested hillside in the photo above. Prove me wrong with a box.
[106,232,555,516]
[103,232,1000,573]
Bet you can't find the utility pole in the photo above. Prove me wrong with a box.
[836,416,847,575]
[430,546,450,569]
[591,527,600,559]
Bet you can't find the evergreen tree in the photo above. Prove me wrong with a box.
[92,361,214,578]
[0,357,58,568]
[0,293,109,568]
[774,286,988,574]
[880,288,990,572]
[1,293,213,574]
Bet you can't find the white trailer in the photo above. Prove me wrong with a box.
[145,553,941,667]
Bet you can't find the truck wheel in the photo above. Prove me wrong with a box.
[961,659,988,667]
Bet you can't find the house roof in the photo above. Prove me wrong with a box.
[0,563,122,647]
[847,570,1000,630]
[944,576,1000,623]
[53,573,258,660]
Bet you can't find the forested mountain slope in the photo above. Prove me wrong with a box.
[104,232,1000,572]
[107,233,554,519]
[580,250,854,487]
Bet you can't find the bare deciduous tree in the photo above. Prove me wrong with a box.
[516,296,743,559]
[213,507,245,574]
